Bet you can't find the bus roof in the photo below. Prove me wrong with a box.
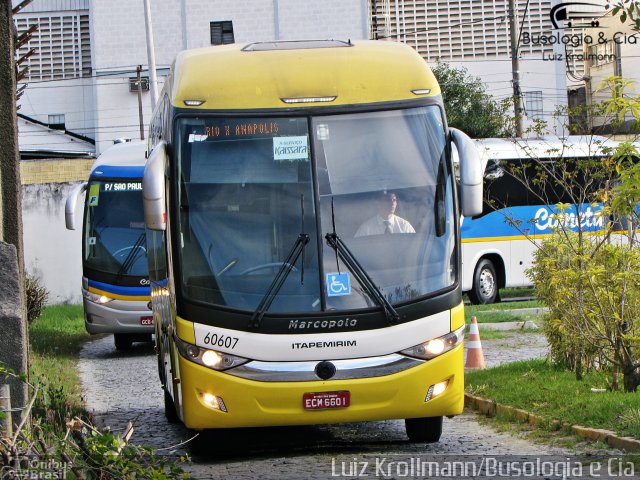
[90,141,147,179]
[474,136,619,162]
[168,40,440,110]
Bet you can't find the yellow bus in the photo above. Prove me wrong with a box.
[143,39,482,448]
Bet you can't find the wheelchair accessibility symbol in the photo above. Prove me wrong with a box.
[326,272,351,297]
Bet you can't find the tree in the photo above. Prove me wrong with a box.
[431,62,511,139]
[490,77,640,392]
[607,1,640,31]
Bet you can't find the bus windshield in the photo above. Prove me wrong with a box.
[83,180,147,278]
[176,106,456,315]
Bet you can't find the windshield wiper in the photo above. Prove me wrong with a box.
[249,195,309,329]
[325,232,400,325]
[115,232,146,279]
[324,199,400,325]
[248,233,309,329]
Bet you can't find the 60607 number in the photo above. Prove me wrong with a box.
[203,332,239,350]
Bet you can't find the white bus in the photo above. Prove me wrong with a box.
[461,136,619,304]
[65,141,153,350]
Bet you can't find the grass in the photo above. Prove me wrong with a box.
[499,287,536,299]
[466,359,640,440]
[467,328,508,340]
[465,299,545,324]
[28,304,90,409]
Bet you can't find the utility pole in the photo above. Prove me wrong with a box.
[180,0,188,49]
[0,0,28,422]
[508,0,524,138]
[143,0,159,110]
[136,65,145,140]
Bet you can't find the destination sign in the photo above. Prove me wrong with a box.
[102,182,142,192]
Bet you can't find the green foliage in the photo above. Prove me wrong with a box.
[1,364,191,479]
[25,275,49,325]
[431,62,512,138]
[608,1,640,31]
[492,75,640,392]
[529,230,640,392]
[0,306,190,478]
[598,76,640,130]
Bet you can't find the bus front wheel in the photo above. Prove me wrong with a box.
[405,416,443,443]
[469,259,498,304]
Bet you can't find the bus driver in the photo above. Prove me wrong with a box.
[354,191,415,237]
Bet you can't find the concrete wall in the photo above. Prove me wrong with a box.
[22,182,83,304]
[20,156,89,305]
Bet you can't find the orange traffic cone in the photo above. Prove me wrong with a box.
[465,316,486,369]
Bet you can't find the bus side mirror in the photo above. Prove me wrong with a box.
[143,141,167,231]
[451,128,482,217]
[65,182,87,230]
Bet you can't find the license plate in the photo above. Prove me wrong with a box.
[303,391,350,410]
[140,316,153,326]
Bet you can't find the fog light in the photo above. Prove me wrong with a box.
[433,380,448,397]
[425,380,449,402]
[201,350,221,367]
[201,392,227,412]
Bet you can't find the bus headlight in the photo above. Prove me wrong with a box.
[175,336,249,371]
[399,325,465,360]
[83,291,113,304]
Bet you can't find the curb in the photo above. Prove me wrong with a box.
[479,320,540,331]
[464,393,640,452]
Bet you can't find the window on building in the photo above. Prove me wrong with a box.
[524,91,543,119]
[48,114,65,130]
[587,42,615,67]
[14,13,91,81]
[210,21,234,45]
[370,0,554,62]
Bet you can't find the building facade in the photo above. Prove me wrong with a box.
[371,0,570,134]
[582,10,640,133]
[14,0,370,155]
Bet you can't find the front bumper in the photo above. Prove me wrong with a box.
[177,345,464,429]
[83,297,154,335]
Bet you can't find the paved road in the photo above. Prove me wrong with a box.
[79,333,565,479]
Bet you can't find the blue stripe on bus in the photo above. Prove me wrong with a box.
[461,204,606,240]
[90,165,145,178]
[87,279,150,296]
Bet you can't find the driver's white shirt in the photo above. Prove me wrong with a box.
[354,214,415,237]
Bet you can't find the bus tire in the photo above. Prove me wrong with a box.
[405,416,443,443]
[469,259,498,304]
[164,388,180,424]
[114,333,133,351]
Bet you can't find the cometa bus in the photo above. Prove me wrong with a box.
[461,136,621,304]
[142,39,483,448]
